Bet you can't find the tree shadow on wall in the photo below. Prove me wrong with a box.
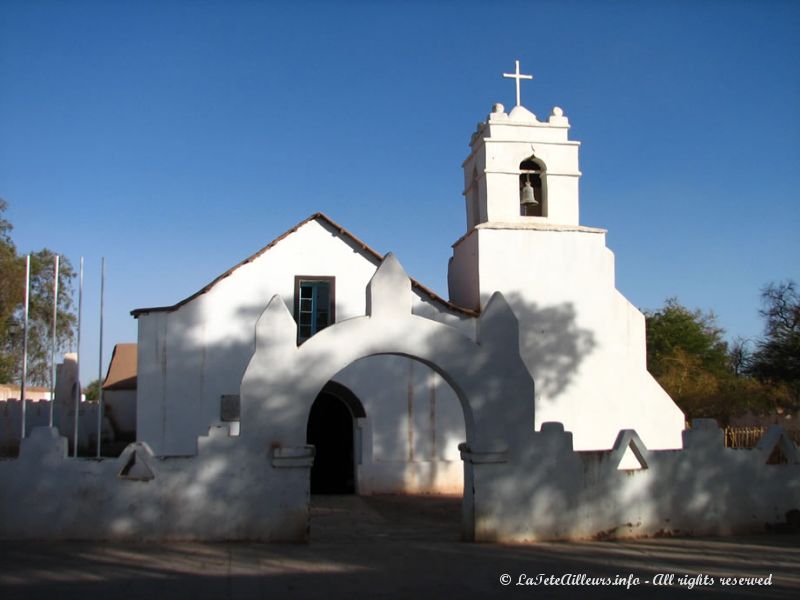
[499,292,596,401]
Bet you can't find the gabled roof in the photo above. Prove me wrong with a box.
[131,212,478,318]
[102,343,137,390]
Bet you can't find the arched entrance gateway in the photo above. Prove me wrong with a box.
[240,255,535,542]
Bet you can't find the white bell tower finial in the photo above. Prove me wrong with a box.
[502,59,533,107]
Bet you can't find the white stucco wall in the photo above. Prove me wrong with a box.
[467,421,800,542]
[0,400,111,455]
[135,218,471,494]
[0,427,312,542]
[104,390,137,436]
[459,224,684,450]
[1,420,796,542]
[333,355,465,494]
[447,230,480,312]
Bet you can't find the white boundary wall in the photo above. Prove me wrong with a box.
[0,419,796,542]
[0,258,797,542]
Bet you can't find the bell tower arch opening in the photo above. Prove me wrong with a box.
[519,156,545,217]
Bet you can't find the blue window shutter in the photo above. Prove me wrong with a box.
[297,280,332,341]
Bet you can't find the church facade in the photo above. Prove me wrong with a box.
[132,213,474,494]
[129,76,683,496]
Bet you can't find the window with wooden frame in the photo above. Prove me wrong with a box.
[294,276,335,343]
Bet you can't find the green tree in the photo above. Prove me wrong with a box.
[645,297,789,420]
[16,249,77,385]
[645,298,730,378]
[645,299,739,419]
[0,201,77,386]
[83,379,100,403]
[748,280,800,408]
[0,199,25,381]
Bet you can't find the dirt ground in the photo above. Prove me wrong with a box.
[0,495,798,599]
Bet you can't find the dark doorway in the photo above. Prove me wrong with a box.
[307,391,356,494]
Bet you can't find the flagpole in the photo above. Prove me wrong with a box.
[96,257,104,458]
[49,255,59,428]
[73,256,83,457]
[20,255,30,440]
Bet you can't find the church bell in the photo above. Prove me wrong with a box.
[520,179,538,206]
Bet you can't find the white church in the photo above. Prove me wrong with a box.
[1,63,795,542]
[129,61,683,495]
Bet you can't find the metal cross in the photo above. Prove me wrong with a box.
[503,60,533,107]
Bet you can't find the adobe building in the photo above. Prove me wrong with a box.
[1,63,795,543]
[128,62,682,496]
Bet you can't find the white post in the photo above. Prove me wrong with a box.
[20,255,30,440]
[49,255,59,428]
[73,256,83,457]
[96,257,104,458]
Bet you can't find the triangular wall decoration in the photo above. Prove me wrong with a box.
[118,450,155,481]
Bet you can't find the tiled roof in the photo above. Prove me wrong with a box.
[102,343,137,390]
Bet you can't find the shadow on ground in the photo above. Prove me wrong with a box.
[310,494,463,543]
[0,495,797,600]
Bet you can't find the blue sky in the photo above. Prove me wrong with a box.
[1,0,799,384]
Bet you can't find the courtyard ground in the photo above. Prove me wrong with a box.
[0,494,797,599]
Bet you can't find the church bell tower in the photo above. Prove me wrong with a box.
[447,61,685,451]
[448,61,590,311]
[461,60,582,230]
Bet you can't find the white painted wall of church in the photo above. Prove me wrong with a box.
[333,355,465,494]
[446,231,479,312]
[473,226,684,450]
[136,218,469,493]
